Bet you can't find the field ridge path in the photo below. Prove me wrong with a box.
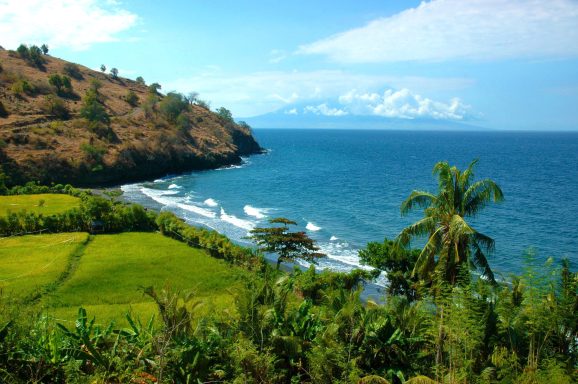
[25,234,93,304]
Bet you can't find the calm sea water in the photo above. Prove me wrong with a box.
[121,129,578,282]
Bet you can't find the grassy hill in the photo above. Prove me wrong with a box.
[0,45,262,187]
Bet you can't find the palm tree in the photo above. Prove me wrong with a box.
[396,160,503,286]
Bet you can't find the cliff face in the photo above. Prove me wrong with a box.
[0,46,262,187]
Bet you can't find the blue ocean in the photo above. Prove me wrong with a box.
[121,129,578,283]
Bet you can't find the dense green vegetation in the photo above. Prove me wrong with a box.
[0,161,576,383]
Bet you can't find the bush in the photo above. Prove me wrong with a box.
[16,44,45,68]
[148,82,161,94]
[216,107,233,123]
[196,99,211,109]
[80,142,107,166]
[124,90,139,107]
[135,76,145,85]
[41,95,69,119]
[48,74,73,96]
[156,211,263,270]
[11,79,36,96]
[110,67,118,78]
[0,101,8,118]
[158,92,188,123]
[62,63,83,80]
[16,44,29,59]
[80,89,109,124]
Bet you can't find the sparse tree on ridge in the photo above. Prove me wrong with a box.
[187,91,199,105]
[40,44,49,55]
[100,64,106,73]
[110,67,118,79]
[148,82,162,94]
[396,159,503,287]
[216,106,233,123]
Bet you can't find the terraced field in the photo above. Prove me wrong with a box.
[0,232,89,302]
[0,194,80,216]
[1,231,246,326]
[46,232,245,324]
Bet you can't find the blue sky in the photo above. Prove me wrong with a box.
[1,0,578,130]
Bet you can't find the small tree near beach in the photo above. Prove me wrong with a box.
[249,217,325,270]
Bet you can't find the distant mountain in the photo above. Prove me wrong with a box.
[243,106,487,131]
[0,45,261,187]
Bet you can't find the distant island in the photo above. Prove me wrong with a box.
[0,44,262,187]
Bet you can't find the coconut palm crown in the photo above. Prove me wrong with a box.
[396,159,504,286]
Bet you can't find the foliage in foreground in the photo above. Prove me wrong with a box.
[0,252,576,383]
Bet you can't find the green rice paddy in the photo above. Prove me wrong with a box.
[0,194,80,216]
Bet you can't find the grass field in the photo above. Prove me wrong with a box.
[44,232,247,324]
[0,194,80,216]
[0,233,89,301]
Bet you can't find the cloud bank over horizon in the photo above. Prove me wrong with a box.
[164,69,475,119]
[298,0,578,63]
[0,0,138,50]
[294,88,473,121]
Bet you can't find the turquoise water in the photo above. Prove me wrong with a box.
[122,129,578,281]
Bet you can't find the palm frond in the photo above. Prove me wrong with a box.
[471,241,496,283]
[448,214,475,240]
[463,179,504,216]
[472,231,495,254]
[396,216,436,245]
[412,227,443,278]
[461,159,479,186]
[433,161,453,193]
[400,190,437,215]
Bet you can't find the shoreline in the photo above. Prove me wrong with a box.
[99,180,386,303]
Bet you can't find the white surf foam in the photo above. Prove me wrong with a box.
[306,222,321,231]
[330,236,339,241]
[140,187,180,206]
[168,183,181,189]
[220,208,256,230]
[243,205,267,219]
[204,198,218,207]
[216,157,252,171]
[176,203,216,218]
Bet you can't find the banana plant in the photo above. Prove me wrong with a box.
[57,307,112,369]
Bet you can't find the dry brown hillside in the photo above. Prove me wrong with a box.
[0,45,262,187]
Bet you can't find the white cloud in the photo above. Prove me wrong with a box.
[270,92,299,104]
[304,104,348,117]
[268,49,288,64]
[298,0,578,63]
[339,89,472,120]
[285,108,298,115]
[163,69,474,117]
[0,0,138,50]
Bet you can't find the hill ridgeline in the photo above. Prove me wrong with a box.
[0,45,262,187]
